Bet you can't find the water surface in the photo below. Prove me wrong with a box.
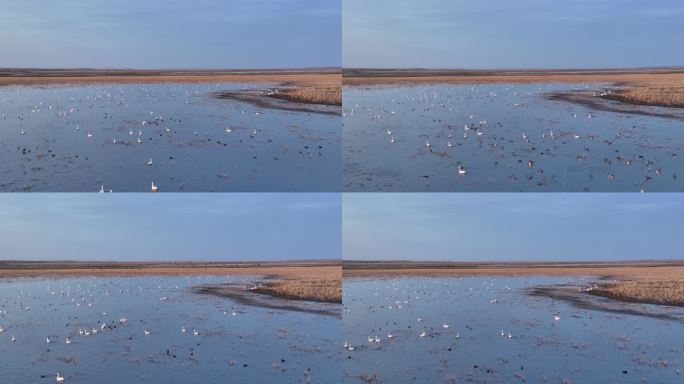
[0,275,339,383]
[343,276,684,383]
[343,84,684,191]
[0,83,340,191]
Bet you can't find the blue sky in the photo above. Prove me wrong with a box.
[343,194,684,261]
[0,194,340,261]
[0,0,341,69]
[343,0,684,68]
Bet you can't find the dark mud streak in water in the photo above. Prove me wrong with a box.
[193,283,341,318]
[528,285,684,323]
[547,90,684,121]
[214,90,341,116]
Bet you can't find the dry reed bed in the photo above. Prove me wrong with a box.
[271,84,341,106]
[253,278,342,303]
[592,280,684,306]
[607,78,684,108]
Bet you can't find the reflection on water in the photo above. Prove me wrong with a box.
[0,276,339,383]
[343,277,684,383]
[343,84,684,191]
[0,83,340,191]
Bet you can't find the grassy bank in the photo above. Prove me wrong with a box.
[592,280,684,306]
[270,84,341,106]
[253,278,341,303]
[606,78,684,108]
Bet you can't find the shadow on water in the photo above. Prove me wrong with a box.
[214,90,341,116]
[528,284,684,323]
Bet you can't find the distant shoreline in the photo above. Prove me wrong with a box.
[343,259,684,277]
[0,260,339,277]
[0,260,342,306]
[345,260,684,308]
[0,68,340,86]
[0,68,342,108]
[343,67,684,84]
[343,68,684,109]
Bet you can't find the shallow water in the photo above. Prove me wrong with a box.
[343,83,684,191]
[0,276,339,383]
[342,276,684,383]
[0,83,340,191]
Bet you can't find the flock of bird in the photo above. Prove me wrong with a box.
[340,277,606,383]
[343,83,683,191]
[0,84,336,192]
[0,276,336,383]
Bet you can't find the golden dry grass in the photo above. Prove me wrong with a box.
[273,84,341,106]
[593,280,684,306]
[254,278,342,303]
[607,77,684,108]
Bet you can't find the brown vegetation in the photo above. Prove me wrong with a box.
[592,280,684,306]
[606,77,684,108]
[269,84,341,106]
[253,278,341,303]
